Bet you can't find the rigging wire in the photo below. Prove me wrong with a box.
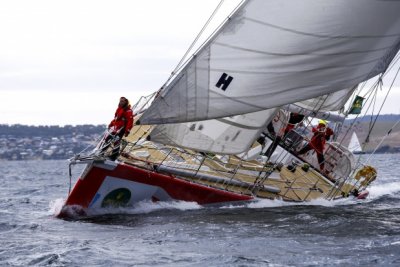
[171,0,225,76]
[158,0,246,91]
[364,66,400,145]
[338,75,382,153]
[339,57,400,183]
[366,83,379,143]
[159,0,225,91]
[365,117,400,163]
[328,60,399,198]
[259,51,399,198]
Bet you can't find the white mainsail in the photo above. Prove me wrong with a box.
[149,108,277,154]
[139,0,400,125]
[348,132,363,154]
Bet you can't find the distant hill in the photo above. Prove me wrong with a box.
[340,114,400,153]
[0,114,399,160]
[0,124,106,138]
[0,124,107,160]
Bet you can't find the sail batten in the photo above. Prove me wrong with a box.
[245,18,400,39]
[140,0,400,125]
[213,41,398,56]
[207,57,387,75]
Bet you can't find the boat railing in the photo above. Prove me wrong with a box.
[120,123,374,201]
[65,127,114,164]
[264,131,366,199]
[131,92,157,115]
[121,139,275,196]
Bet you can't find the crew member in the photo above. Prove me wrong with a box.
[264,112,305,159]
[297,119,333,172]
[283,112,305,136]
[102,97,134,160]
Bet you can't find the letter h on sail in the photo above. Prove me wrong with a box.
[215,73,234,91]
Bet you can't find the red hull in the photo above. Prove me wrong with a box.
[60,161,253,217]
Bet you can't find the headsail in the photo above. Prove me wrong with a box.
[148,108,277,154]
[139,0,400,125]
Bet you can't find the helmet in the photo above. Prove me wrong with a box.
[318,119,327,126]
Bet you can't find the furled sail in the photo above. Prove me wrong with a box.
[139,0,400,125]
[148,109,277,154]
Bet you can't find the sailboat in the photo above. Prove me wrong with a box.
[58,0,400,217]
[348,132,364,155]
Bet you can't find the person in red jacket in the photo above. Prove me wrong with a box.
[297,119,334,172]
[108,96,134,137]
[102,97,134,160]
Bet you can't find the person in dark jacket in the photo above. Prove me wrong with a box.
[297,119,334,172]
[264,112,305,159]
[102,97,134,160]
[283,112,305,136]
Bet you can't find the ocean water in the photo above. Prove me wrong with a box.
[1,154,400,266]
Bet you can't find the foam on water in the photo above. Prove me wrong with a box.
[48,198,65,216]
[111,200,202,215]
[57,200,203,218]
[220,196,355,210]
[368,181,400,199]
[53,182,398,218]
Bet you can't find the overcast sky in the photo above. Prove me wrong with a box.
[0,0,399,126]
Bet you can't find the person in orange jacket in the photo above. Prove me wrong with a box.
[102,97,134,160]
[297,119,334,172]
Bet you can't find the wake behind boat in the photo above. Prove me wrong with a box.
[58,0,400,218]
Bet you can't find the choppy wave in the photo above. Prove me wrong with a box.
[2,157,400,266]
[368,181,400,199]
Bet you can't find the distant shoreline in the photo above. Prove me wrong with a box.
[1,113,399,160]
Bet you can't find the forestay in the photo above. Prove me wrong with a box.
[139,0,400,125]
